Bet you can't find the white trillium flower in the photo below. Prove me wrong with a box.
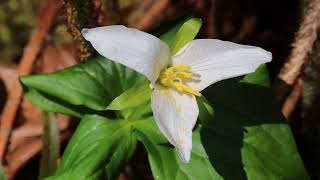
[81,25,272,163]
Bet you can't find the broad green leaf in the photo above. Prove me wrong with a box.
[20,56,145,116]
[107,80,152,110]
[170,18,202,55]
[240,64,270,87]
[39,112,60,179]
[196,96,214,125]
[118,102,152,120]
[23,88,86,118]
[200,67,309,179]
[154,17,189,45]
[0,164,7,180]
[46,115,137,180]
[134,120,223,180]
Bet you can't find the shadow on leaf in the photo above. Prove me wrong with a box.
[200,77,286,180]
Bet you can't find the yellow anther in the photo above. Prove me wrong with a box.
[177,104,182,113]
[182,127,187,133]
[160,87,170,94]
[176,72,193,79]
[174,65,190,71]
[178,83,202,97]
[158,64,201,97]
[179,138,184,145]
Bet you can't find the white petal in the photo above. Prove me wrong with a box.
[82,26,171,83]
[151,87,199,163]
[172,39,272,91]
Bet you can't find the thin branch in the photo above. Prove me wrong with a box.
[282,78,304,119]
[131,0,169,31]
[4,131,71,180]
[0,0,61,161]
[127,0,153,26]
[5,138,42,179]
[278,0,320,86]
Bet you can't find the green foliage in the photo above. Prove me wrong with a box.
[20,57,145,117]
[196,96,214,125]
[240,64,270,87]
[39,112,60,179]
[201,66,309,180]
[157,17,201,51]
[45,115,137,180]
[20,18,309,180]
[135,121,223,180]
[170,18,202,55]
[0,164,7,180]
[107,80,152,110]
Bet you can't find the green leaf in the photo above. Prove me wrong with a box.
[240,64,270,87]
[196,96,214,125]
[134,120,223,180]
[46,115,137,180]
[39,112,60,179]
[170,18,202,55]
[118,102,152,120]
[200,67,310,179]
[20,56,145,116]
[157,17,190,46]
[23,88,85,118]
[0,164,7,180]
[107,80,152,110]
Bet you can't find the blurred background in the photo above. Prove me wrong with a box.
[0,0,319,179]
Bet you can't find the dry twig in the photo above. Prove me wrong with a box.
[4,131,72,180]
[2,44,75,179]
[132,0,169,30]
[282,78,304,118]
[0,66,18,91]
[0,0,61,161]
[278,0,320,86]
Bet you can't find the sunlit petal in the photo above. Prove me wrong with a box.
[82,25,171,83]
[172,39,272,91]
[151,86,199,162]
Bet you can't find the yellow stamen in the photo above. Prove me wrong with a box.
[158,65,201,96]
[179,138,184,145]
[182,127,187,133]
[177,104,182,113]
